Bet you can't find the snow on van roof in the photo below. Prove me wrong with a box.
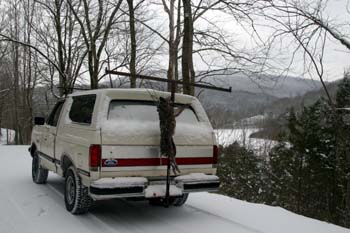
[69,88,193,98]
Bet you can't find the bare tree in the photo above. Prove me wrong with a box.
[161,0,181,92]
[67,0,123,89]
[255,0,335,106]
[0,0,42,144]
[33,0,87,96]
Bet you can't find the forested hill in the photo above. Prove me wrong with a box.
[264,81,339,115]
[198,74,324,125]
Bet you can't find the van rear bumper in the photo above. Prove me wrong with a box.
[89,173,220,200]
[99,167,217,178]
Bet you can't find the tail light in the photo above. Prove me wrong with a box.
[213,145,219,164]
[89,144,101,168]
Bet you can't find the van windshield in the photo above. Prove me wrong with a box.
[108,100,198,124]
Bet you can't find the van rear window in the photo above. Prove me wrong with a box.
[108,100,198,123]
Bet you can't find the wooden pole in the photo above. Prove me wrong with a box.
[164,81,177,207]
[105,69,232,93]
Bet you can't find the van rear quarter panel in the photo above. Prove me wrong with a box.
[55,96,101,180]
[31,125,45,152]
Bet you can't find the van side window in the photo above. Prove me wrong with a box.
[69,95,96,125]
[47,101,64,127]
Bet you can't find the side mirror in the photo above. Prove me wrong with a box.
[34,117,45,125]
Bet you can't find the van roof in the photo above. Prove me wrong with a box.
[68,88,196,103]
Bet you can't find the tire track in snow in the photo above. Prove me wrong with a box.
[185,203,265,233]
[107,197,260,233]
[47,182,121,233]
[0,188,37,233]
[48,181,258,233]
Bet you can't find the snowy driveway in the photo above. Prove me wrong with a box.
[0,146,348,233]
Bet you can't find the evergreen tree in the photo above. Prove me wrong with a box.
[268,76,350,226]
[269,142,300,211]
[217,76,350,227]
[217,142,269,203]
[335,75,350,226]
[336,75,350,109]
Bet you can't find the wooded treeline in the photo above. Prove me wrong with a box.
[0,0,272,144]
[218,77,350,227]
[1,0,350,144]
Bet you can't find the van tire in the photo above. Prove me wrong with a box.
[173,194,189,206]
[64,166,92,214]
[32,152,48,184]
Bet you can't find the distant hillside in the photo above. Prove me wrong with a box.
[245,81,340,141]
[198,73,323,98]
[197,74,323,125]
[264,81,339,115]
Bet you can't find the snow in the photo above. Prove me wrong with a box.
[189,193,349,233]
[0,128,15,144]
[215,128,277,155]
[235,114,266,127]
[108,101,198,124]
[175,173,219,182]
[144,185,182,198]
[95,95,110,128]
[95,92,212,129]
[97,95,214,145]
[91,177,148,189]
[101,120,213,144]
[0,145,348,233]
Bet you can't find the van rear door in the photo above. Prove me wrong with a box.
[100,100,215,174]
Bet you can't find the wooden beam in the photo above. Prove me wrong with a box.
[105,69,232,93]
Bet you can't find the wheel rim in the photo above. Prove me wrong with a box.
[66,175,76,205]
[32,156,39,180]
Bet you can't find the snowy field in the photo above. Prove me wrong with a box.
[0,128,15,145]
[0,146,348,233]
[215,128,277,155]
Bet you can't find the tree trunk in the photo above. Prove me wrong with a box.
[55,0,67,96]
[12,5,21,145]
[182,0,195,96]
[127,0,136,88]
[89,49,99,89]
[167,0,175,92]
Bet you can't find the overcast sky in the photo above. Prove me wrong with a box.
[234,0,350,82]
[189,0,350,82]
[91,0,350,85]
[312,0,350,81]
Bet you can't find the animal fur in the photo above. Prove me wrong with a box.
[157,96,186,174]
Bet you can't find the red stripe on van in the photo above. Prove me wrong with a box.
[102,157,213,167]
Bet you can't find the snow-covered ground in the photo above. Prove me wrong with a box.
[0,146,348,233]
[0,128,15,145]
[215,128,277,155]
[234,114,266,127]
[0,146,350,233]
